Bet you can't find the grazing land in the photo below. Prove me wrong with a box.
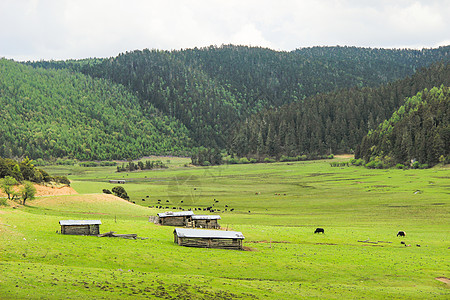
[1,157,449,299]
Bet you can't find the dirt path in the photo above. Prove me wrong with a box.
[0,184,77,198]
[435,277,450,285]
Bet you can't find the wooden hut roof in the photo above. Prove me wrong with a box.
[191,215,221,220]
[158,211,194,218]
[174,228,244,239]
[59,220,102,226]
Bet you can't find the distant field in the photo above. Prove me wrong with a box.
[1,158,449,299]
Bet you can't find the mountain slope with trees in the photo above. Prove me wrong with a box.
[355,86,449,167]
[228,62,450,159]
[0,59,190,160]
[28,45,450,149]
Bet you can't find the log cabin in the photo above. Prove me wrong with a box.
[157,211,194,226]
[173,228,244,250]
[59,220,101,235]
[187,215,221,229]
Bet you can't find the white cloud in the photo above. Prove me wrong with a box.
[1,0,449,61]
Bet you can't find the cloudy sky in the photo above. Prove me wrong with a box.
[1,0,449,61]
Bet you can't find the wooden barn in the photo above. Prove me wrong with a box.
[173,228,244,250]
[187,215,221,229]
[157,211,194,226]
[59,220,101,235]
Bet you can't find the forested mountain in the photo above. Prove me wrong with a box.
[28,45,450,149]
[355,86,449,167]
[228,62,450,158]
[0,59,190,160]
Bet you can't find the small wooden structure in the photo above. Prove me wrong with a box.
[109,179,125,184]
[59,220,101,235]
[157,211,194,226]
[173,228,244,250]
[187,215,221,229]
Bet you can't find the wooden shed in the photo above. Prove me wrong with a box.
[59,220,101,235]
[173,228,244,250]
[109,180,125,184]
[187,215,221,229]
[157,211,194,226]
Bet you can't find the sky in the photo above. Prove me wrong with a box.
[1,0,450,61]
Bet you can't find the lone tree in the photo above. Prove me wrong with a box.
[111,186,130,201]
[1,176,19,201]
[21,181,36,205]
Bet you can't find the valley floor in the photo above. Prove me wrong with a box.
[1,159,449,299]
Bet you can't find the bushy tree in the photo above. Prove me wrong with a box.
[1,176,18,200]
[21,181,36,205]
[111,186,129,201]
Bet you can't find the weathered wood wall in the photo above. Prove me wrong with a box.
[61,224,100,235]
[160,216,187,226]
[189,219,220,229]
[175,236,242,250]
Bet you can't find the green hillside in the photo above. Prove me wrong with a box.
[356,85,450,167]
[29,45,450,149]
[0,59,190,160]
[229,62,450,158]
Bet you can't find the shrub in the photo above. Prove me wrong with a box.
[239,157,250,164]
[112,186,129,201]
[226,158,239,164]
[264,158,276,163]
[395,164,405,169]
[411,161,421,169]
[102,189,112,194]
[297,155,307,161]
[54,176,71,186]
[365,160,384,169]
[350,158,364,166]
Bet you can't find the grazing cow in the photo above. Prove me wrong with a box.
[397,231,406,237]
[314,228,325,234]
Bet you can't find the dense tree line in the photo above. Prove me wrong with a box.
[228,62,450,159]
[355,86,449,167]
[27,45,450,150]
[0,59,191,160]
[0,156,69,184]
[116,160,167,172]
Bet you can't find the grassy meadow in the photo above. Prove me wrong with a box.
[1,157,449,299]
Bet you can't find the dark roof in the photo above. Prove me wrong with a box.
[59,220,102,226]
[174,228,244,239]
[158,211,194,218]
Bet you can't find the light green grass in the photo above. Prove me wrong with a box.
[1,158,449,299]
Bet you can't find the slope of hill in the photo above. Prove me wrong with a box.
[355,85,449,167]
[28,45,450,149]
[0,59,191,160]
[229,62,450,158]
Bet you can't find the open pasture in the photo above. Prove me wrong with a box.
[1,158,449,299]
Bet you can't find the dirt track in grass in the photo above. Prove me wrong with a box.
[0,184,77,198]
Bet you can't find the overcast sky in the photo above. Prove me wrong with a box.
[1,0,450,61]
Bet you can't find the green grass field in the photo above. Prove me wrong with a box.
[1,157,449,299]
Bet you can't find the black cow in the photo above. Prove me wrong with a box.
[397,231,406,237]
[314,228,325,234]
